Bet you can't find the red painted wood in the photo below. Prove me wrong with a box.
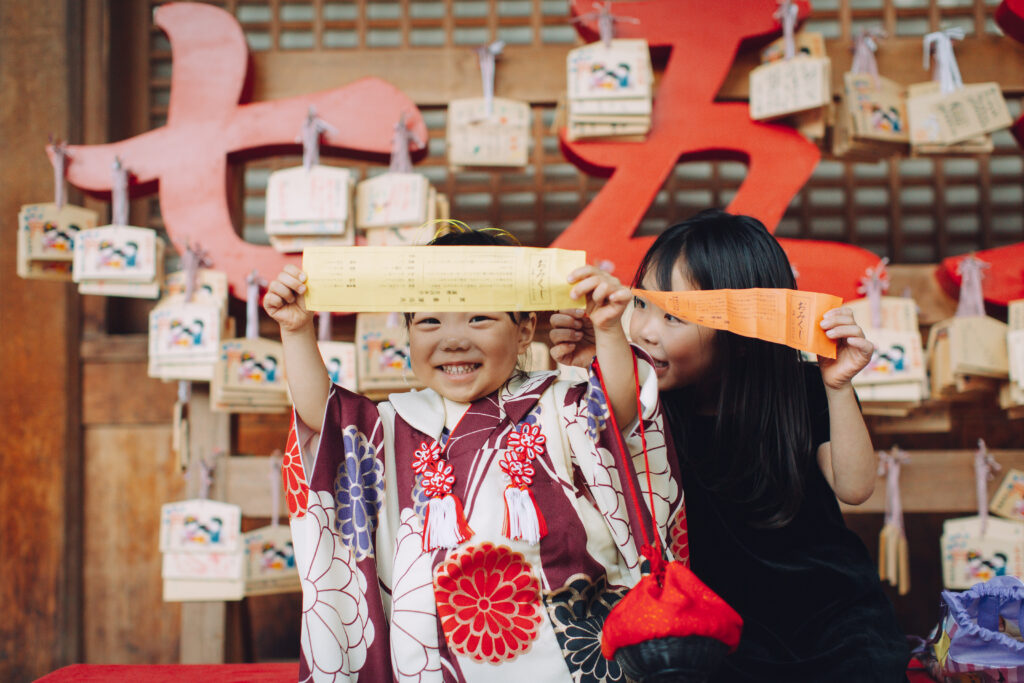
[50,2,426,298]
[938,246,1024,307]
[997,0,1024,42]
[552,0,879,301]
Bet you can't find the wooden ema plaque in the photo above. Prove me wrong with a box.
[929,0,1024,306]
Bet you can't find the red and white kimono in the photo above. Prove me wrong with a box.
[282,354,688,682]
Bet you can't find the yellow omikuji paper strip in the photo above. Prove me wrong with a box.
[634,288,843,359]
[303,246,586,313]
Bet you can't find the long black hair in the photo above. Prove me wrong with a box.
[634,209,813,528]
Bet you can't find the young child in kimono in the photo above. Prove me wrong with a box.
[263,228,687,683]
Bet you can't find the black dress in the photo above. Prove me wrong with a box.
[677,364,910,682]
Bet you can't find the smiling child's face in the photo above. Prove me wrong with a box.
[408,311,536,403]
[629,263,717,392]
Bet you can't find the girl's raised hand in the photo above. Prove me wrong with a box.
[568,265,633,334]
[263,264,314,333]
[818,307,875,391]
[549,308,596,367]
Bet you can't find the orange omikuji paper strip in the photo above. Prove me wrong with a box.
[633,288,843,359]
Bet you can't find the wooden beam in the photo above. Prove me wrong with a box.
[81,332,148,362]
[83,425,183,664]
[80,0,112,336]
[841,449,1024,514]
[720,36,1024,99]
[0,0,83,679]
[83,361,178,426]
[234,412,292,455]
[179,388,231,664]
[222,455,289,519]
[252,44,572,105]
[249,36,1024,107]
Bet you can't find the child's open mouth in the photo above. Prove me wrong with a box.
[441,363,481,376]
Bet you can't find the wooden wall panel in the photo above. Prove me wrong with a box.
[841,450,1024,514]
[252,37,1024,106]
[13,0,1019,671]
[0,1,82,680]
[234,412,292,455]
[83,360,178,425]
[82,425,183,664]
[252,45,573,105]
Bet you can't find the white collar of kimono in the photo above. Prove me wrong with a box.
[387,370,560,440]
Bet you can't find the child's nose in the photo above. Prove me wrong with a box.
[440,335,471,351]
[636,314,660,345]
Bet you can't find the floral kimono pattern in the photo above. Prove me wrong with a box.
[284,353,686,682]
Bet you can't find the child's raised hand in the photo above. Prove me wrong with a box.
[568,265,633,334]
[549,308,596,367]
[818,307,874,391]
[263,264,314,333]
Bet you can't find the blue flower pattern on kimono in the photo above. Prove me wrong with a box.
[411,478,430,520]
[584,369,609,441]
[523,408,539,428]
[544,574,628,683]
[335,425,385,560]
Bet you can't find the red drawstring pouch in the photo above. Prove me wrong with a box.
[594,358,743,682]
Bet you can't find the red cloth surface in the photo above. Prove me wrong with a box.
[36,663,298,682]
[906,657,935,682]
[39,659,932,682]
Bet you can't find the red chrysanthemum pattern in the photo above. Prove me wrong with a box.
[668,505,689,566]
[434,542,542,663]
[283,415,309,519]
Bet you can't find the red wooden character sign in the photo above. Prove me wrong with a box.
[553,0,882,301]
[51,2,427,298]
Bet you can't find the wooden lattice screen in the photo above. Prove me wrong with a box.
[144,0,1024,268]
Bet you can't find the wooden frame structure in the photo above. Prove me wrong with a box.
[3,0,1024,678]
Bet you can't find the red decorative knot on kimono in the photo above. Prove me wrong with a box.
[284,356,688,683]
[499,423,548,545]
[413,438,474,550]
[414,421,550,550]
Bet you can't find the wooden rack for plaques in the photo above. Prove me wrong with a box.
[95,0,1024,664]
[6,0,1024,676]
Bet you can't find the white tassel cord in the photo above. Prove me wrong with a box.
[424,495,470,550]
[504,487,542,545]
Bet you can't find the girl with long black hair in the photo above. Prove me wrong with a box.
[552,209,911,681]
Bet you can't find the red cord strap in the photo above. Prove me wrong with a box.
[593,354,665,576]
